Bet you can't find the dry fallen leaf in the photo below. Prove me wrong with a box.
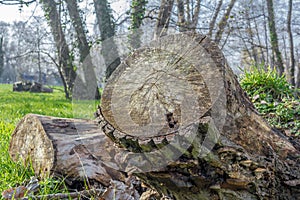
[2,186,28,199]
[101,180,140,200]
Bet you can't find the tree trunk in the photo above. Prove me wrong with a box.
[245,8,258,65]
[9,114,125,187]
[99,32,300,199]
[176,0,186,32]
[129,0,147,49]
[0,36,4,77]
[177,0,201,32]
[253,17,266,64]
[40,0,76,99]
[64,0,100,100]
[208,0,223,38]
[263,9,270,66]
[190,0,201,31]
[287,0,295,86]
[214,0,237,45]
[64,0,89,62]
[10,33,300,200]
[297,63,300,89]
[154,0,174,39]
[93,0,121,79]
[266,0,284,76]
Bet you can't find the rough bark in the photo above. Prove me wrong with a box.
[64,0,100,100]
[40,0,76,99]
[64,0,89,62]
[154,0,174,39]
[129,0,147,49]
[93,0,121,79]
[9,114,125,186]
[98,32,300,199]
[266,0,284,76]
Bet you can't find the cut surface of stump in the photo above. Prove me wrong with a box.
[96,32,300,199]
[100,34,227,160]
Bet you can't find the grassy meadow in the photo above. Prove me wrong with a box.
[0,84,99,199]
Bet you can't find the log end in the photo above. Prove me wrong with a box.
[9,114,54,177]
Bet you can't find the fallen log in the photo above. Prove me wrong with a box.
[9,114,125,187]
[29,82,53,93]
[9,32,300,200]
[13,81,53,93]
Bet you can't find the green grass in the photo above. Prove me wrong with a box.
[0,84,99,199]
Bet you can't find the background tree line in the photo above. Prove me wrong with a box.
[0,0,299,99]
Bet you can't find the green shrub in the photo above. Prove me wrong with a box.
[240,65,300,136]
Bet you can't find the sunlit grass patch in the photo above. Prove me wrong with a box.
[72,99,100,119]
[0,84,100,199]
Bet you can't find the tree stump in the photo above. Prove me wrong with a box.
[96,32,300,199]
